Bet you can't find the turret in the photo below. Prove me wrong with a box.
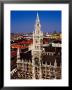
[54,59,57,68]
[17,48,20,60]
[16,48,22,70]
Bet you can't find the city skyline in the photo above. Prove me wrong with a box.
[11,11,61,33]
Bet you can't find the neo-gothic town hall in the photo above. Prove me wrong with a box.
[11,13,61,79]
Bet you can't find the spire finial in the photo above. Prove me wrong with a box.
[54,59,57,68]
[37,12,38,17]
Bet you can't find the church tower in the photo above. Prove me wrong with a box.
[32,12,43,79]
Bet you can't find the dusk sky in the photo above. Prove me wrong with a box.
[11,11,61,33]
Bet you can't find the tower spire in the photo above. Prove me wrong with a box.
[35,12,41,34]
[36,12,40,23]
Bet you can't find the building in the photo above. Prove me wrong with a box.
[11,13,61,79]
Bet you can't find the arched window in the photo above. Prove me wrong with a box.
[34,58,39,66]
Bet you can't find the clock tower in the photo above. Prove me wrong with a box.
[32,12,43,79]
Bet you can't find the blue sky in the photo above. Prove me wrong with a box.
[11,11,61,33]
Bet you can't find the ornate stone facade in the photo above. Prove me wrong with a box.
[11,13,61,79]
